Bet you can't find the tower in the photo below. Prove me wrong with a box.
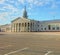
[23,6,28,18]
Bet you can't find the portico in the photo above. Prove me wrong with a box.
[11,18,38,32]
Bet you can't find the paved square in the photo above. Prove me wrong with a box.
[0,32,60,55]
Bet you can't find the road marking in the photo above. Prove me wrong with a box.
[4,47,29,55]
[45,51,52,55]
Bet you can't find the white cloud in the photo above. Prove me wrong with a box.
[0,3,20,21]
[0,12,8,21]
[2,3,19,13]
[0,0,59,23]
[18,0,25,4]
[34,0,44,6]
[7,0,15,4]
[5,0,59,10]
[27,0,34,3]
[25,0,59,9]
[0,0,5,4]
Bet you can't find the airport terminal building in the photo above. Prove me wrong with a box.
[11,7,39,32]
[0,7,60,32]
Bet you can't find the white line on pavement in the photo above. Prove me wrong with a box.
[45,51,52,55]
[4,47,29,55]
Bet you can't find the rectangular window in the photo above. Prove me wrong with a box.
[48,25,51,30]
[52,27,55,30]
[38,25,39,27]
[57,27,59,30]
[44,28,46,30]
[41,28,43,30]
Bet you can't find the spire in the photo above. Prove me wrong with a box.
[23,6,28,18]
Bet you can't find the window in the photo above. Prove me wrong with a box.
[38,21,40,23]
[41,25,43,27]
[41,28,43,30]
[44,28,46,30]
[57,27,59,30]
[48,25,51,30]
[38,25,39,27]
[38,29,39,31]
[52,27,55,30]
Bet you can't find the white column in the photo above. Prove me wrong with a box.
[11,24,12,32]
[14,24,15,32]
[17,23,19,32]
[19,23,20,32]
[15,23,17,32]
[16,23,18,32]
[20,23,21,32]
[12,24,14,32]
[18,23,19,32]
[15,23,16,32]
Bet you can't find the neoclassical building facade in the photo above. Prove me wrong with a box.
[11,17,39,32]
[0,7,60,32]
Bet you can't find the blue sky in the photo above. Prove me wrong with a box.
[0,0,60,25]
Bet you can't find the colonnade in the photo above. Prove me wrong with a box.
[11,22,35,32]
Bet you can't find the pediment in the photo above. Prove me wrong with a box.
[12,17,31,23]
